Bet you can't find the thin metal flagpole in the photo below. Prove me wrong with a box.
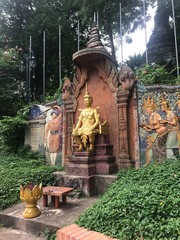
[143,0,148,64]
[59,26,62,89]
[97,11,99,29]
[171,0,179,77]
[43,31,46,100]
[94,12,96,24]
[28,36,32,102]
[77,20,80,51]
[119,3,123,64]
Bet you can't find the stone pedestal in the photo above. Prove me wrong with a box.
[64,175,95,197]
[66,136,118,195]
[66,152,96,196]
[95,135,118,174]
[67,152,96,176]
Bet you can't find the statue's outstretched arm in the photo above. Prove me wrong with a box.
[91,109,99,130]
[73,114,83,132]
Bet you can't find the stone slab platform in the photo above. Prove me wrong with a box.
[0,196,99,237]
[0,227,45,240]
[0,174,118,239]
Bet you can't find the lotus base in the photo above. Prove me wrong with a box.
[23,203,41,219]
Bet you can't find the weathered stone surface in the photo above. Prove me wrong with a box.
[25,118,46,152]
[147,4,175,63]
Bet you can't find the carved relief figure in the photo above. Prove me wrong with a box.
[140,96,168,165]
[160,96,179,159]
[44,105,62,165]
[140,94,180,165]
[72,84,100,153]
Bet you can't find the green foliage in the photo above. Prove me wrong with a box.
[135,64,179,85]
[0,48,25,118]
[73,0,147,59]
[175,75,180,84]
[44,229,57,240]
[0,106,31,151]
[125,53,145,70]
[76,160,180,240]
[0,0,80,99]
[0,0,179,99]
[0,115,27,151]
[44,85,63,105]
[0,149,63,210]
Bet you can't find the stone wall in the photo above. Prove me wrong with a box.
[24,116,46,154]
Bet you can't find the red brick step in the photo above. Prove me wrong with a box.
[57,224,117,240]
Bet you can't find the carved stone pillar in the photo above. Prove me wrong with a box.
[63,99,77,161]
[115,90,135,169]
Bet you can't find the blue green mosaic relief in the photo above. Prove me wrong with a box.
[137,83,180,166]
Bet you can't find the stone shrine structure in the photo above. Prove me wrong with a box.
[61,25,138,195]
[24,22,180,196]
[23,23,152,196]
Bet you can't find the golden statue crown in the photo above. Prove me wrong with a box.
[142,96,156,110]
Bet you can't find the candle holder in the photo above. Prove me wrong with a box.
[20,183,42,218]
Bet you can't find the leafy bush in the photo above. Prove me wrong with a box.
[136,64,174,84]
[0,150,63,210]
[0,47,25,119]
[0,105,30,152]
[135,64,179,85]
[76,160,180,240]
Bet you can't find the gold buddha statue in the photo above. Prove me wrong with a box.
[72,84,100,152]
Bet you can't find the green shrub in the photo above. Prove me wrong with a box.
[135,64,174,85]
[76,160,180,240]
[0,150,63,210]
[0,105,31,152]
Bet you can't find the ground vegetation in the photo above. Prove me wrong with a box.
[76,159,180,240]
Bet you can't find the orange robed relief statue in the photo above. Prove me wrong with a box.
[44,105,62,165]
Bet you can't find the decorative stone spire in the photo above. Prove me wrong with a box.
[73,23,117,67]
[84,82,92,99]
[87,25,104,48]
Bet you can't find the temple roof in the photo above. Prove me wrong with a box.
[73,25,117,66]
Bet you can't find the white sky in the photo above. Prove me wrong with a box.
[117,6,156,63]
